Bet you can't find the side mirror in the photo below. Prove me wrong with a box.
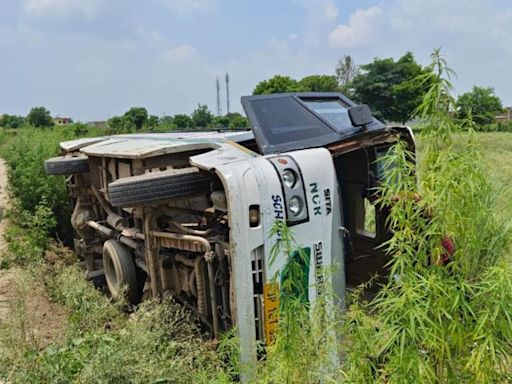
[348,104,373,128]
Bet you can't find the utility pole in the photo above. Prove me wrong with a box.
[216,77,222,116]
[225,72,230,115]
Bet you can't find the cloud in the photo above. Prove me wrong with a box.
[324,0,512,105]
[163,45,197,62]
[23,0,102,18]
[163,0,216,13]
[299,0,339,25]
[320,0,339,21]
[328,6,383,48]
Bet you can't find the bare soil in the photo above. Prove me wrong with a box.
[0,158,11,321]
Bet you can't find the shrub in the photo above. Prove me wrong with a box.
[497,121,512,132]
[1,125,100,244]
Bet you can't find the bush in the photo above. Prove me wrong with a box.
[497,121,512,132]
[0,114,25,129]
[2,204,56,268]
[1,125,102,245]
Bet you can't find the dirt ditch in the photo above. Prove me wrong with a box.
[0,158,11,321]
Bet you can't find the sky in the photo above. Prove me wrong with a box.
[1,0,511,121]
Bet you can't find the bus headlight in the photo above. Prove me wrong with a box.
[268,156,309,226]
[288,196,303,216]
[282,169,297,188]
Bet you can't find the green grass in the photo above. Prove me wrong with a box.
[417,132,512,219]
[472,133,512,221]
[474,132,512,184]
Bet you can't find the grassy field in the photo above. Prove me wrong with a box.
[417,132,512,217]
[474,132,512,184]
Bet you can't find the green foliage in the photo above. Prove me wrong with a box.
[173,113,194,129]
[147,114,159,128]
[0,114,25,129]
[254,74,343,95]
[0,125,101,245]
[107,108,160,133]
[2,127,72,239]
[253,75,306,95]
[299,75,340,92]
[191,104,214,128]
[2,204,56,268]
[211,115,231,128]
[497,120,512,132]
[159,115,174,126]
[106,115,136,134]
[349,52,431,123]
[253,221,344,383]
[341,49,512,383]
[456,86,503,126]
[211,113,249,129]
[0,263,232,384]
[27,106,54,128]
[228,113,249,128]
[124,107,148,130]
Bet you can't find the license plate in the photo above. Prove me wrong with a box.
[263,282,280,346]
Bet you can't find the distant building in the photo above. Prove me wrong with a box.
[53,117,73,125]
[496,107,512,123]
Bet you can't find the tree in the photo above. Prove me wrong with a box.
[335,55,359,87]
[27,106,54,128]
[349,52,430,123]
[299,75,340,92]
[0,114,25,129]
[211,115,231,128]
[227,113,249,128]
[456,86,503,126]
[191,104,213,128]
[107,116,133,134]
[159,115,174,126]
[123,107,148,130]
[253,75,306,95]
[147,115,159,128]
[173,114,193,129]
[211,113,249,129]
